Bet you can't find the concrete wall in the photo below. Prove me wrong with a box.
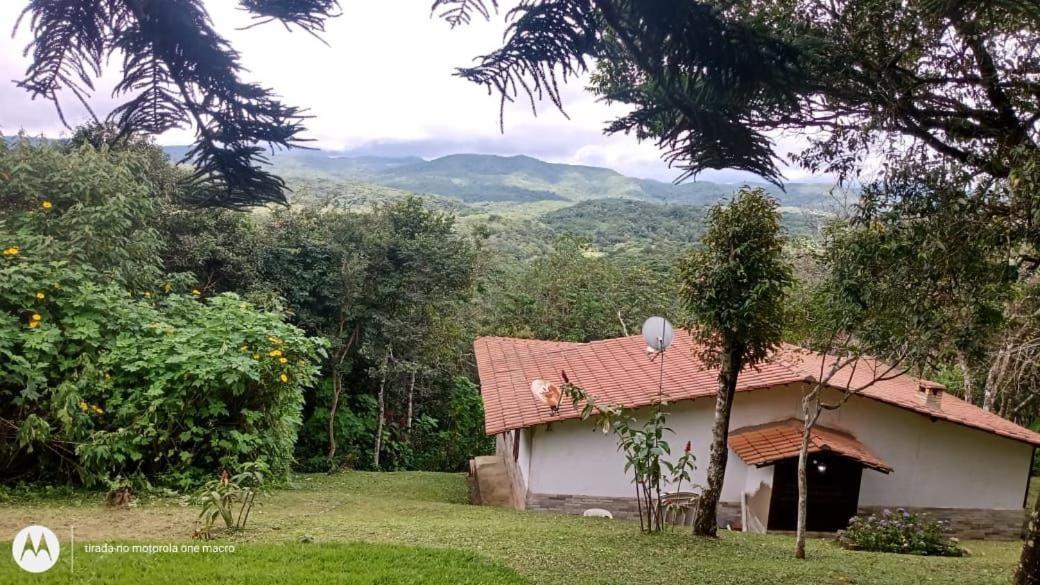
[494,429,532,509]
[743,463,774,534]
[523,383,1032,514]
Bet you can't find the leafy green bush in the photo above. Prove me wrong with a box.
[837,509,963,556]
[0,140,326,488]
[0,256,325,486]
[407,378,494,472]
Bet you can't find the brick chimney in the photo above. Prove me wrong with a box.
[917,381,945,409]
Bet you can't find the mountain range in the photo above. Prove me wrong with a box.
[161,147,849,210]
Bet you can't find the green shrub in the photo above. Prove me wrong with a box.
[407,378,494,472]
[837,509,963,556]
[0,256,325,486]
[0,140,327,488]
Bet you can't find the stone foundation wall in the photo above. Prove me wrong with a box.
[526,492,743,529]
[494,434,526,510]
[524,494,1024,539]
[858,505,1025,540]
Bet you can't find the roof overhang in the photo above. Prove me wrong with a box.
[729,418,893,474]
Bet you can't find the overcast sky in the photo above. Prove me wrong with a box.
[0,1,819,183]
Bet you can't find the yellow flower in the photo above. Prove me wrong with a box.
[278,357,288,364]
[240,345,249,352]
[163,282,172,293]
[268,349,283,358]
[104,373,111,380]
[79,401,89,412]
[279,373,289,383]
[35,291,45,300]
[41,200,53,209]
[268,336,283,345]
[28,321,39,329]
[252,353,260,360]
[191,289,201,297]
[143,291,152,298]
[92,405,104,415]
[31,313,42,322]
[3,246,19,256]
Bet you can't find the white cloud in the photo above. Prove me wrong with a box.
[0,0,827,184]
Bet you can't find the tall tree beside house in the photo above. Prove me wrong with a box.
[678,187,792,536]
[789,162,1020,560]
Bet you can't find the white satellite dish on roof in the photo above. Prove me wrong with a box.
[642,316,674,353]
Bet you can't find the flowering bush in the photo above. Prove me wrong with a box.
[0,140,326,489]
[0,256,326,487]
[837,509,963,556]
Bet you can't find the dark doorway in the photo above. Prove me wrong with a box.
[767,452,863,532]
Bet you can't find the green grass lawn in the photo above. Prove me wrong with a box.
[0,472,1026,584]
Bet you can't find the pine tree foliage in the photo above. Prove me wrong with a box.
[433,0,499,28]
[432,0,805,184]
[438,0,1040,188]
[15,0,339,208]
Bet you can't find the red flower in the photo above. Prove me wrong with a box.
[560,370,570,384]
[684,441,692,453]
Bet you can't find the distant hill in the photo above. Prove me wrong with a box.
[160,147,849,210]
[539,199,823,260]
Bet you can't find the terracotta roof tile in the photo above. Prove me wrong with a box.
[729,419,892,473]
[474,331,1040,447]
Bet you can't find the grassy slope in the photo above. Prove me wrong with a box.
[0,472,1024,584]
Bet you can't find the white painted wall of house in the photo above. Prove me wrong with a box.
[517,427,531,484]
[743,463,774,533]
[517,383,1031,511]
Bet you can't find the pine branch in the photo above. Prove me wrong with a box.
[16,0,337,208]
[454,0,597,126]
[15,0,109,125]
[431,0,498,28]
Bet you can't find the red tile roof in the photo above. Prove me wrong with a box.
[474,331,1040,446]
[729,419,892,473]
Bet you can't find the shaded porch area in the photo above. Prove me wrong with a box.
[730,419,892,533]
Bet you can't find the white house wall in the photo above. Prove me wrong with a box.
[517,427,531,484]
[525,382,1031,512]
[816,387,1032,510]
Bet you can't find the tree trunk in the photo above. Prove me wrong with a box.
[795,391,820,559]
[957,351,975,405]
[693,345,743,537]
[373,351,389,469]
[406,371,416,431]
[328,325,357,465]
[983,342,1011,412]
[1015,485,1040,585]
[328,374,342,463]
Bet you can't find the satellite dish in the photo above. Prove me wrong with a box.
[641,316,674,352]
[530,379,563,415]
